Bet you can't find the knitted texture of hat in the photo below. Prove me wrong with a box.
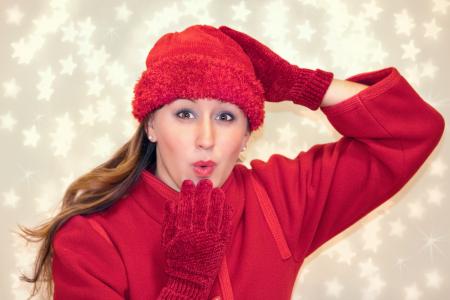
[132,24,266,132]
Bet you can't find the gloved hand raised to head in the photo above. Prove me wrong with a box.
[158,179,234,300]
[219,25,334,110]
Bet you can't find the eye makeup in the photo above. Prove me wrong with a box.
[174,109,235,121]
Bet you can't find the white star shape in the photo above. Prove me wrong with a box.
[37,66,56,101]
[79,104,97,126]
[423,18,442,39]
[182,0,212,15]
[122,119,137,138]
[78,17,96,40]
[0,112,18,131]
[84,45,110,74]
[77,39,94,56]
[421,59,438,79]
[362,217,382,253]
[359,257,379,278]
[394,9,416,36]
[61,22,78,43]
[115,3,133,22]
[362,0,383,20]
[2,189,20,208]
[323,239,356,265]
[404,283,422,300]
[296,20,316,42]
[407,200,425,219]
[401,40,421,61]
[92,134,116,158]
[429,156,447,177]
[404,64,421,87]
[389,218,406,237]
[232,1,251,22]
[22,125,41,147]
[370,41,389,65]
[11,35,44,65]
[86,76,104,97]
[426,186,444,206]
[276,122,297,145]
[3,78,21,98]
[366,273,386,295]
[425,269,443,289]
[432,0,450,14]
[325,278,344,297]
[59,55,77,75]
[298,266,310,283]
[49,113,76,157]
[298,0,320,8]
[105,61,129,86]
[6,5,24,25]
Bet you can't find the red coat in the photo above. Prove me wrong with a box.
[52,67,445,299]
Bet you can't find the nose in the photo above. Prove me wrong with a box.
[196,117,215,150]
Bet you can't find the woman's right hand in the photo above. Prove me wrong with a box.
[219,25,333,110]
[159,179,234,299]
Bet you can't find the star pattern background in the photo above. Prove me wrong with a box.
[1,0,449,299]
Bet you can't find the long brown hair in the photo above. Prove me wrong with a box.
[16,112,249,299]
[16,114,156,299]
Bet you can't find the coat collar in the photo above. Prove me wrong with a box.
[130,166,243,227]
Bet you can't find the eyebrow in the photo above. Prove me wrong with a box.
[176,99,233,107]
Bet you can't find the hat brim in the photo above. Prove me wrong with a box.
[132,54,265,132]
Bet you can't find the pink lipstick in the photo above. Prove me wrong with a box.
[192,160,216,177]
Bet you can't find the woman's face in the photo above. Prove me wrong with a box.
[145,98,250,191]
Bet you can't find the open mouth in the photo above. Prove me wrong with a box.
[193,165,215,177]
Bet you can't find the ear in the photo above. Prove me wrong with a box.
[145,113,156,138]
[242,130,250,148]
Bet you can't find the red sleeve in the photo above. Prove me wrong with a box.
[249,66,445,262]
[52,215,128,299]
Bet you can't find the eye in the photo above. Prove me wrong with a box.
[217,112,235,122]
[175,110,235,122]
[175,110,195,119]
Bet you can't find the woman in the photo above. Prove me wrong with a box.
[18,24,445,299]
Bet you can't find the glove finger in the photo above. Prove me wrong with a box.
[219,26,278,64]
[219,25,285,88]
[220,201,234,242]
[207,188,225,232]
[161,200,176,245]
[219,26,265,53]
[192,179,213,231]
[177,179,195,230]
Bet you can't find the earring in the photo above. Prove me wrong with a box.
[241,146,247,152]
[148,135,155,142]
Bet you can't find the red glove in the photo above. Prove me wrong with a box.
[219,25,334,110]
[158,179,234,299]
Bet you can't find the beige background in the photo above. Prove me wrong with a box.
[1,0,449,299]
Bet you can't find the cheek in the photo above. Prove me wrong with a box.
[217,136,242,158]
[156,127,187,159]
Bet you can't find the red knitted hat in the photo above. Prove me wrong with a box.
[132,24,265,132]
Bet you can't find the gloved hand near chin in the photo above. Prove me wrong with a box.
[219,25,334,110]
[158,179,234,300]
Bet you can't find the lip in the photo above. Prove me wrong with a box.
[192,160,216,177]
[193,160,216,167]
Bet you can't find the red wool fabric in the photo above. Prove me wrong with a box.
[52,67,445,299]
[132,24,333,133]
[132,24,266,132]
